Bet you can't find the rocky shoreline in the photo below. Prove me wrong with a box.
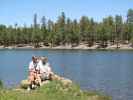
[0,43,133,50]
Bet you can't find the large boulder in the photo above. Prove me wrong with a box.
[51,74,62,80]
[61,78,72,87]
[20,74,72,89]
[51,74,72,86]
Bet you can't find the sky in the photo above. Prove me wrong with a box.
[0,0,133,26]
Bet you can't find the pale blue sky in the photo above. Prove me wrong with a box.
[0,0,133,26]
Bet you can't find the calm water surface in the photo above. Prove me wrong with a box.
[0,49,133,100]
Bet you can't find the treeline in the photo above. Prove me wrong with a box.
[0,9,133,48]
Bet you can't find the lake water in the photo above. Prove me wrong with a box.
[0,49,133,100]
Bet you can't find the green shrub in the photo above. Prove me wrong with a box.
[0,80,3,88]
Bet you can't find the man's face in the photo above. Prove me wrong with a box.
[32,58,37,63]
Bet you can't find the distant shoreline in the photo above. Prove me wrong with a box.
[0,43,133,50]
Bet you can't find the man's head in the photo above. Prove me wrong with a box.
[32,56,37,63]
[41,56,48,64]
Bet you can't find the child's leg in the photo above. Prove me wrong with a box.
[28,72,33,82]
[28,71,36,89]
[35,73,42,86]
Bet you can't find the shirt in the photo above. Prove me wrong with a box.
[29,61,38,72]
[36,60,51,74]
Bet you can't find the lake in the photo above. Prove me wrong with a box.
[0,49,133,100]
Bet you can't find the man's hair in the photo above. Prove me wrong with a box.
[41,56,48,64]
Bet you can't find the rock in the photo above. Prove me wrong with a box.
[51,74,72,86]
[20,74,72,89]
[88,95,100,100]
[61,78,72,87]
[20,80,30,89]
[51,74,62,80]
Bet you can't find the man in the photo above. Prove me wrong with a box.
[36,57,53,82]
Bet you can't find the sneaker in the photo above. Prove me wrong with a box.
[32,84,35,89]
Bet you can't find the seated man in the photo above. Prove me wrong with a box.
[36,57,53,82]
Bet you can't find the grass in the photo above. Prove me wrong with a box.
[0,80,112,100]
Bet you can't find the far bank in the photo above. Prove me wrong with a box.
[0,43,133,51]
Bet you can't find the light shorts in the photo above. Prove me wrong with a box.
[40,73,49,81]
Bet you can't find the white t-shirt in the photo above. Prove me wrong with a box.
[29,61,38,71]
[36,61,51,74]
